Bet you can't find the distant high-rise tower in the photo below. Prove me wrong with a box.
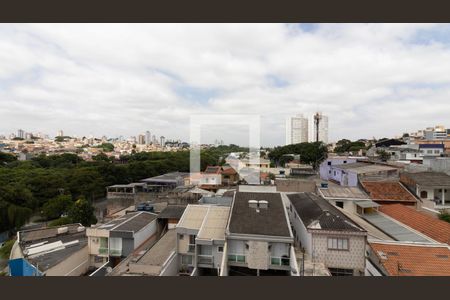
[145,131,151,145]
[152,135,157,145]
[160,136,165,147]
[57,130,64,137]
[286,114,309,145]
[17,129,25,139]
[138,134,146,145]
[313,112,329,144]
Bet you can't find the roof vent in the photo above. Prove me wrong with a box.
[258,200,269,209]
[248,200,258,208]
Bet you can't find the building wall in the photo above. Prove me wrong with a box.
[320,158,357,181]
[134,219,157,249]
[311,232,366,275]
[177,233,190,254]
[288,204,312,253]
[160,252,179,276]
[46,245,89,276]
[275,179,316,193]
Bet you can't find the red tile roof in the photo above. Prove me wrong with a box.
[221,167,237,175]
[204,166,222,174]
[370,242,450,276]
[361,181,417,203]
[379,204,450,244]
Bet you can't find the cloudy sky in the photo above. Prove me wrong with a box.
[1,23,450,146]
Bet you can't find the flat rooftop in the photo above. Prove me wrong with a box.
[197,206,231,241]
[157,205,187,220]
[333,162,398,174]
[140,172,190,183]
[237,185,277,193]
[319,186,369,200]
[134,229,177,268]
[228,192,291,238]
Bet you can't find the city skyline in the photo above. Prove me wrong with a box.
[2,24,450,146]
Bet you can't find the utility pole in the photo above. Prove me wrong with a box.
[314,112,321,143]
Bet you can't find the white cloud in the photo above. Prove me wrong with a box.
[1,23,450,146]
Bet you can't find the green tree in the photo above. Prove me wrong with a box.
[376,149,391,162]
[0,152,17,164]
[68,197,97,226]
[7,204,32,229]
[42,194,74,220]
[438,211,450,223]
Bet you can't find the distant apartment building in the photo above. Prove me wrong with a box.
[287,193,367,276]
[160,136,165,147]
[313,112,329,144]
[57,129,64,137]
[286,114,309,145]
[419,144,445,157]
[145,131,151,145]
[138,134,146,145]
[17,129,25,139]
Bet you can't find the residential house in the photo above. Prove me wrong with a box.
[319,156,359,181]
[176,205,231,276]
[419,144,445,157]
[86,211,158,267]
[223,191,298,276]
[328,162,399,186]
[287,193,367,276]
[400,171,450,210]
[361,181,418,206]
[379,204,450,245]
[318,186,373,213]
[366,241,450,276]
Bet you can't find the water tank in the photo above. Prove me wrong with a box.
[248,200,258,208]
[258,200,269,209]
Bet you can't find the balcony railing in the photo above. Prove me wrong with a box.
[197,255,214,265]
[98,247,109,255]
[228,254,246,263]
[109,249,122,257]
[270,256,290,266]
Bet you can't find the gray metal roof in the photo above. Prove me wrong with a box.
[363,212,431,243]
[402,172,450,187]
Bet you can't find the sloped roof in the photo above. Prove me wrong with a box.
[287,193,365,232]
[361,181,417,203]
[379,204,450,244]
[369,242,450,276]
[401,172,450,187]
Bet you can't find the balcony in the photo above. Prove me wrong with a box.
[109,249,122,257]
[228,254,246,263]
[98,247,109,255]
[270,256,290,266]
[197,255,214,265]
[188,244,196,253]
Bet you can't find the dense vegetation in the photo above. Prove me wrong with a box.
[333,139,369,154]
[268,142,328,169]
[0,145,245,232]
[438,211,450,223]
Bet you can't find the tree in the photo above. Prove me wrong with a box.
[376,149,391,161]
[7,204,32,229]
[0,153,17,164]
[92,152,112,162]
[68,197,97,226]
[438,211,450,223]
[42,194,74,220]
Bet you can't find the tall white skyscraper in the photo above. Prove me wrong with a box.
[313,112,329,144]
[285,114,309,145]
[57,130,64,137]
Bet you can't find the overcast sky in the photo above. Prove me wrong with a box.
[1,24,450,146]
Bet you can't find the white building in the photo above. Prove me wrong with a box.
[145,131,151,145]
[286,114,309,145]
[312,112,329,144]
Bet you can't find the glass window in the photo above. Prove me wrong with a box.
[179,234,184,240]
[328,238,349,250]
[189,235,196,244]
[218,246,223,253]
[181,255,193,265]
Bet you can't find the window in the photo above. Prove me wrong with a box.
[420,191,428,198]
[336,201,344,209]
[427,150,433,154]
[327,238,349,250]
[327,161,332,166]
[435,150,440,154]
[218,246,223,253]
[328,268,353,276]
[189,235,196,244]
[343,161,347,164]
[179,234,184,240]
[333,171,336,176]
[181,255,193,265]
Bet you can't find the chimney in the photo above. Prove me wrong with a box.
[258,200,269,209]
[248,200,258,208]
